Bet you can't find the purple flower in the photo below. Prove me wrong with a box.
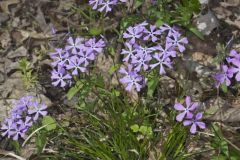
[121,42,136,62]
[78,49,96,67]
[49,48,64,58]
[98,0,118,13]
[0,96,48,140]
[155,42,176,58]
[150,53,172,75]
[65,37,84,54]
[215,65,233,87]
[1,119,15,138]
[12,124,27,140]
[119,65,143,92]
[183,112,206,134]
[85,38,105,55]
[131,52,152,72]
[28,102,48,121]
[51,65,72,88]
[226,49,240,64]
[134,21,148,31]
[143,25,161,42]
[89,0,103,10]
[66,56,86,75]
[11,108,24,120]
[136,45,155,56]
[174,96,198,122]
[90,0,126,13]
[166,32,188,53]
[160,24,178,37]
[228,61,240,81]
[50,49,70,67]
[17,116,33,128]
[123,26,143,44]
[19,96,32,106]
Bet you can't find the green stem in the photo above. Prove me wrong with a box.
[72,6,92,21]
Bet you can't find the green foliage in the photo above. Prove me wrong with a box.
[42,116,57,131]
[67,80,85,100]
[147,71,160,97]
[130,124,153,138]
[18,58,37,89]
[36,131,47,153]
[60,93,154,160]
[89,26,103,36]
[173,0,200,26]
[130,124,139,133]
[67,74,104,106]
[160,123,188,160]
[148,0,203,39]
[9,140,21,154]
[211,124,240,160]
[220,81,228,93]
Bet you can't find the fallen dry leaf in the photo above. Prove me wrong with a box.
[0,0,20,14]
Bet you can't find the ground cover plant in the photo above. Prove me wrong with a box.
[0,0,240,160]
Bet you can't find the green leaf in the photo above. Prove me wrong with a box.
[147,76,159,97]
[108,46,116,56]
[89,27,103,36]
[134,0,143,9]
[221,81,228,93]
[36,132,47,153]
[189,27,204,40]
[42,116,57,131]
[108,64,120,75]
[10,140,21,154]
[211,155,227,160]
[139,126,148,135]
[155,19,164,28]
[130,124,139,133]
[112,90,120,97]
[220,140,229,157]
[67,80,84,100]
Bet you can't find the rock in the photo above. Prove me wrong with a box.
[7,46,28,59]
[212,2,240,30]
[199,0,208,5]
[0,72,4,83]
[181,54,218,78]
[196,11,219,35]
[0,12,9,24]
[4,58,19,74]
[0,31,11,52]
[12,17,20,28]
[158,76,176,102]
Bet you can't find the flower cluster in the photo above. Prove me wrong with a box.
[0,96,47,140]
[89,0,126,14]
[174,96,205,134]
[50,36,105,88]
[119,22,188,92]
[215,49,240,88]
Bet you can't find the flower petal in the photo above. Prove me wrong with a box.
[174,103,185,111]
[190,123,197,134]
[185,96,191,107]
[176,112,186,122]
[196,122,205,129]
[183,120,192,126]
[189,102,198,111]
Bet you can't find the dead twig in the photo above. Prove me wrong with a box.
[0,149,26,160]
